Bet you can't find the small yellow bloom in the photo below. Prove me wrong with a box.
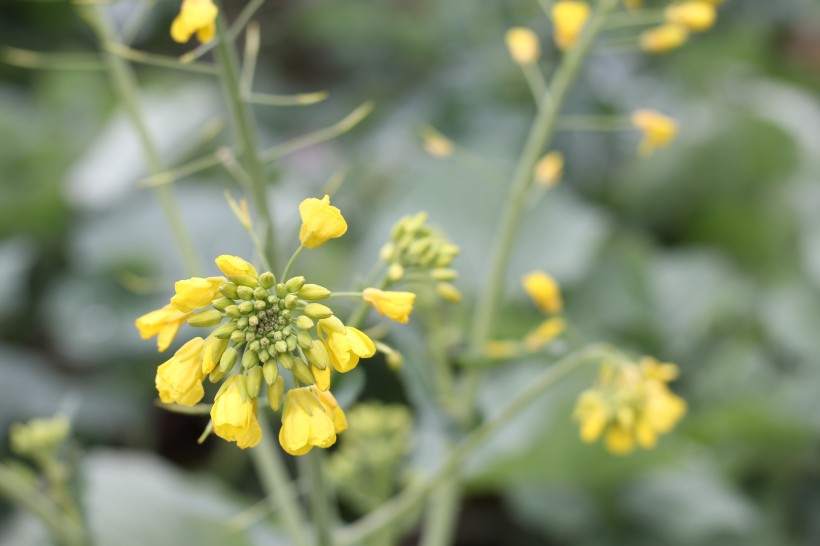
[170,276,226,312]
[505,27,541,64]
[484,340,520,359]
[552,2,591,51]
[312,362,331,392]
[522,271,563,314]
[201,334,228,374]
[362,288,416,324]
[170,0,218,44]
[215,255,258,281]
[666,2,716,32]
[421,126,455,158]
[317,319,376,373]
[299,195,348,249]
[631,109,678,157]
[574,390,610,442]
[639,356,679,383]
[279,386,347,456]
[136,304,191,352]
[155,337,206,406]
[211,375,263,449]
[534,151,564,187]
[640,24,689,54]
[525,317,566,351]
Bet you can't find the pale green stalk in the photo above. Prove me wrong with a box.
[282,244,305,280]
[302,451,333,546]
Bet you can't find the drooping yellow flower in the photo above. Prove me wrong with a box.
[215,255,258,282]
[211,375,263,449]
[631,109,678,157]
[201,334,228,374]
[552,2,591,51]
[640,24,689,54]
[155,337,206,406]
[299,195,348,249]
[534,151,564,187]
[135,304,191,352]
[317,318,376,373]
[525,317,566,351]
[665,2,716,32]
[505,27,541,64]
[522,271,563,314]
[279,386,347,456]
[170,276,226,312]
[362,288,416,324]
[170,0,218,44]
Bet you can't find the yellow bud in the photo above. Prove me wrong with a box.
[640,24,689,54]
[215,255,258,282]
[299,195,348,249]
[665,2,716,32]
[505,27,541,64]
[385,350,404,371]
[268,377,285,412]
[304,303,333,319]
[522,271,563,314]
[246,366,264,398]
[420,126,455,158]
[552,2,591,51]
[298,284,332,300]
[534,151,564,187]
[292,357,315,385]
[388,263,405,281]
[187,309,223,327]
[436,282,462,303]
[631,109,678,157]
[263,360,279,385]
[305,341,330,370]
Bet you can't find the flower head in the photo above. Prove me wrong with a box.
[211,375,262,449]
[505,27,541,64]
[317,318,376,373]
[552,2,591,51]
[279,386,347,456]
[215,255,258,282]
[666,2,716,32]
[362,288,416,324]
[136,304,191,352]
[523,271,563,314]
[640,24,689,54]
[299,195,348,249]
[631,110,678,156]
[170,0,218,44]
[155,337,206,406]
[534,151,564,187]
[170,276,226,312]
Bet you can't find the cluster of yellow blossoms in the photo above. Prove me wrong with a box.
[641,1,722,54]
[574,357,687,454]
[136,196,416,455]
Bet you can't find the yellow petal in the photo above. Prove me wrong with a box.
[522,271,563,314]
[362,288,416,324]
[552,1,590,50]
[215,255,258,280]
[640,24,689,54]
[170,276,226,312]
[665,2,716,32]
[298,195,348,249]
[505,27,541,64]
[631,109,678,157]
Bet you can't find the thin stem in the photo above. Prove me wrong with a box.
[281,244,305,280]
[214,6,278,269]
[605,9,664,29]
[347,276,390,328]
[302,451,333,546]
[251,412,312,546]
[104,42,219,74]
[521,62,548,107]
[245,91,330,107]
[240,21,261,96]
[79,6,201,276]
[419,478,460,546]
[326,291,363,298]
[0,46,104,71]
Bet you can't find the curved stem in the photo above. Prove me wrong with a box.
[281,244,305,280]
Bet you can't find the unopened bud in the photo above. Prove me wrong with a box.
[431,268,458,281]
[437,282,463,303]
[230,329,245,343]
[275,283,288,298]
[285,276,306,292]
[320,315,345,333]
[253,287,270,300]
[278,352,294,370]
[284,294,298,310]
[386,350,404,370]
[297,331,313,350]
[233,275,258,288]
[505,27,541,64]
[258,348,270,362]
[305,341,329,370]
[379,243,395,262]
[238,301,254,314]
[247,339,260,351]
[225,305,241,318]
[263,360,279,385]
[213,322,238,339]
[274,340,288,353]
[208,368,226,383]
[295,315,314,330]
[388,263,405,281]
[267,377,284,411]
[298,284,331,300]
[219,347,238,373]
[219,283,239,299]
[246,366,263,398]
[259,271,275,289]
[212,297,234,311]
[237,317,249,329]
[237,286,254,300]
[304,303,333,319]
[291,357,315,385]
[286,335,298,352]
[188,310,223,327]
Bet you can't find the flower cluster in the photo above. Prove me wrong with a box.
[137,196,415,455]
[574,357,687,454]
[641,1,721,54]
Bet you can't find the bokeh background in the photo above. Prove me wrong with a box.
[2,0,820,544]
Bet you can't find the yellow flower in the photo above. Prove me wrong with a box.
[574,390,610,442]
[639,356,679,383]
[552,2,591,51]
[201,334,228,374]
[317,319,376,373]
[299,195,348,249]
[665,2,716,32]
[170,0,218,44]
[522,271,563,314]
[640,24,689,54]
[211,375,263,449]
[312,362,331,392]
[170,276,226,312]
[421,126,455,158]
[505,27,541,64]
[362,288,416,324]
[534,151,564,187]
[215,255,258,281]
[155,337,206,406]
[484,340,520,359]
[624,0,642,8]
[524,317,566,351]
[279,386,347,456]
[631,109,678,157]
[136,304,191,352]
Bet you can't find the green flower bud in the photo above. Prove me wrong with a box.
[225,305,241,318]
[278,352,294,370]
[237,286,255,300]
[230,329,245,343]
[274,340,288,353]
[208,368,226,383]
[212,297,234,311]
[213,322,238,339]
[258,348,271,362]
[304,341,329,370]
[431,268,458,281]
[233,275,258,288]
[263,360,279,385]
[237,317,249,329]
[295,315,314,330]
[219,283,239,299]
[437,282,462,303]
[254,300,267,311]
[219,347,238,373]
[298,284,331,300]
[259,271,276,289]
[388,263,405,281]
[275,283,288,298]
[304,303,333,319]
[321,315,345,333]
[248,316,259,328]
[247,366,263,398]
[386,350,404,370]
[245,332,255,342]
[253,287,270,300]
[282,325,294,337]
[260,337,270,348]
[297,331,314,350]
[267,295,278,305]
[286,335,298,352]
[248,339,261,352]
[242,349,259,369]
[291,357,314,385]
[285,276,306,292]
[283,294,298,310]
[238,301,254,314]
[268,377,284,412]
[187,310,223,327]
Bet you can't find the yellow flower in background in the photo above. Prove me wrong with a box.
[552,2,591,51]
[211,375,263,449]
[484,340,520,359]
[525,317,566,351]
[215,255,258,281]
[522,271,563,314]
[155,337,206,406]
[631,109,678,156]
[534,151,564,187]
[299,195,348,249]
[574,390,610,442]
[362,288,416,324]
[279,386,347,456]
[170,0,218,44]
[666,2,717,32]
[317,318,376,373]
[136,304,191,352]
[624,0,642,8]
[170,276,226,312]
[421,126,455,158]
[201,334,228,374]
[505,27,541,64]
[640,24,689,54]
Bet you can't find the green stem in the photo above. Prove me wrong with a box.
[521,62,548,107]
[282,244,305,280]
[326,291,363,298]
[80,6,201,276]
[302,451,333,546]
[251,412,312,546]
[213,6,278,269]
[556,115,633,131]
[418,478,460,546]
[347,276,390,328]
